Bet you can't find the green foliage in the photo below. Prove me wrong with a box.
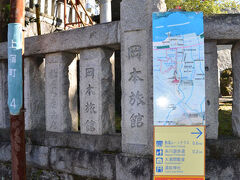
[219,104,233,136]
[115,113,121,133]
[165,0,240,15]
[220,68,233,96]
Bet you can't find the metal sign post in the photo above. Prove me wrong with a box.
[8,0,26,179]
[152,12,205,180]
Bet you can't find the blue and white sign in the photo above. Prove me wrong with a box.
[8,23,23,115]
[153,12,205,126]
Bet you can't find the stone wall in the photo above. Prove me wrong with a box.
[0,130,240,179]
[1,0,240,179]
[217,45,232,73]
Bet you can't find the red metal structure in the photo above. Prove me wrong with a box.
[64,0,94,29]
[9,0,26,179]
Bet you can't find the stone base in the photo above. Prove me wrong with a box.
[1,130,240,179]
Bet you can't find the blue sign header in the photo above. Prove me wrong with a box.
[152,12,203,42]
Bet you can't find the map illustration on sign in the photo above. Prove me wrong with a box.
[153,12,205,126]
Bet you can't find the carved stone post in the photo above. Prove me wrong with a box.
[205,40,219,139]
[40,0,45,14]
[79,48,114,135]
[45,52,78,132]
[24,57,45,130]
[120,0,166,155]
[100,0,112,23]
[58,2,64,21]
[0,60,9,128]
[232,42,240,137]
[46,0,52,16]
[25,0,30,8]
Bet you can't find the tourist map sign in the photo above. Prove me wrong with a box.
[152,12,205,180]
[153,12,205,126]
[154,126,205,178]
[8,23,23,115]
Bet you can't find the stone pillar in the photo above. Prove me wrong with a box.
[100,0,112,23]
[110,53,115,130]
[72,9,76,23]
[232,42,240,137]
[58,2,64,20]
[46,0,52,16]
[52,0,57,17]
[205,40,219,139]
[39,0,45,14]
[120,0,166,155]
[66,4,71,23]
[45,52,78,132]
[69,56,78,131]
[0,60,9,128]
[24,57,45,130]
[25,0,30,8]
[79,48,114,135]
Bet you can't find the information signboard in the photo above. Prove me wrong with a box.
[153,12,205,126]
[152,12,205,179]
[154,126,205,177]
[8,23,23,115]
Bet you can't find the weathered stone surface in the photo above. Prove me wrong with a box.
[0,162,76,180]
[26,145,49,167]
[50,147,116,179]
[1,137,240,179]
[116,153,153,180]
[121,0,165,155]
[217,45,232,72]
[24,57,45,130]
[0,129,10,142]
[204,14,240,40]
[121,0,149,32]
[0,60,9,128]
[206,158,240,180]
[68,56,78,131]
[43,132,121,152]
[100,0,112,23]
[44,132,121,152]
[206,139,240,159]
[121,29,150,153]
[110,53,115,132]
[231,42,240,137]
[0,143,11,162]
[205,40,219,139]
[28,168,75,180]
[0,22,120,60]
[0,42,7,60]
[45,52,78,132]
[0,129,122,152]
[79,48,114,135]
[0,162,11,179]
